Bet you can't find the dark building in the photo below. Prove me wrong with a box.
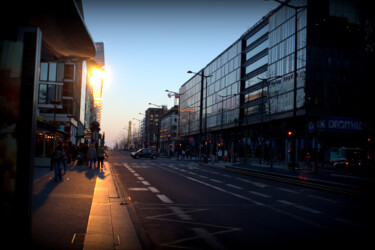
[179,0,374,167]
[145,106,167,149]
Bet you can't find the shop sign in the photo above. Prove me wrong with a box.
[309,117,364,133]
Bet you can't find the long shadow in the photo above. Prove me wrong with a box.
[32,161,98,213]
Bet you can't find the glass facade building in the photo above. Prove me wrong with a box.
[178,0,374,165]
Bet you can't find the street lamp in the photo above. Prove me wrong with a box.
[257,76,282,168]
[165,90,181,106]
[272,0,307,169]
[187,70,212,163]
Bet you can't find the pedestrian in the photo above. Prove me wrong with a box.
[87,143,97,169]
[305,152,311,167]
[62,142,68,174]
[96,146,108,169]
[52,142,64,181]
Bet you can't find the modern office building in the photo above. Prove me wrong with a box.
[179,0,374,166]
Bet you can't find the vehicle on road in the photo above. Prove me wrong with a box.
[131,148,158,159]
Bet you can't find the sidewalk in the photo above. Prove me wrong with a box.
[32,161,142,249]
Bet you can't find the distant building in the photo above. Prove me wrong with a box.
[145,106,167,149]
[160,106,179,155]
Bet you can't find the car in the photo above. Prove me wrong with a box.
[131,148,158,159]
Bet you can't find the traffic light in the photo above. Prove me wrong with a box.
[287,131,293,136]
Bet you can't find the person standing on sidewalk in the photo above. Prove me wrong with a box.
[87,143,97,169]
[96,146,108,169]
[52,142,64,181]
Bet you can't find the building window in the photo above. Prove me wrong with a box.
[39,62,64,104]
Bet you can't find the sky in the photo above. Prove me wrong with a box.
[82,0,279,148]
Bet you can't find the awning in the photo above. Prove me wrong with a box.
[6,0,96,61]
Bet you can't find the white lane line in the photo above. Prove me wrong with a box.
[158,165,331,230]
[148,186,160,193]
[237,178,268,188]
[226,184,243,190]
[170,206,192,221]
[277,200,295,206]
[133,173,140,177]
[249,191,272,198]
[295,205,322,214]
[137,176,145,180]
[192,227,226,250]
[210,179,223,183]
[307,194,338,204]
[142,181,151,186]
[128,188,149,191]
[278,187,299,193]
[277,200,322,214]
[157,194,174,204]
[198,175,209,179]
[334,218,361,228]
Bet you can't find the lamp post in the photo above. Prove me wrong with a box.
[269,0,307,168]
[258,76,282,168]
[165,90,181,106]
[187,70,212,163]
[219,94,237,148]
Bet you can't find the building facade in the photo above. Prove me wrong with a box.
[178,0,374,167]
[160,106,179,155]
[145,106,167,149]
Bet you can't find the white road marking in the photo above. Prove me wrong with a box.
[157,194,174,204]
[148,186,160,193]
[278,200,322,214]
[137,176,144,180]
[142,181,151,186]
[192,227,226,250]
[334,218,361,228]
[307,194,338,203]
[158,166,331,230]
[170,206,192,220]
[128,188,149,191]
[278,187,299,193]
[226,184,243,190]
[295,205,322,214]
[210,179,223,183]
[237,178,268,188]
[277,200,295,206]
[249,191,272,198]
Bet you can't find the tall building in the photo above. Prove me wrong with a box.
[179,0,374,167]
[145,106,167,149]
[0,0,96,243]
[88,42,105,124]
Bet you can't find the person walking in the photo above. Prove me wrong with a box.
[52,142,64,181]
[96,146,108,169]
[87,143,97,169]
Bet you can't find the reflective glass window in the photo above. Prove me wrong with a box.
[40,63,48,81]
[48,62,57,81]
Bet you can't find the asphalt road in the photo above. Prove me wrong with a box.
[109,151,374,249]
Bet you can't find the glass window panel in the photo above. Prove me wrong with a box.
[38,83,47,103]
[246,24,269,47]
[47,85,55,103]
[245,55,268,74]
[40,63,48,81]
[48,62,56,81]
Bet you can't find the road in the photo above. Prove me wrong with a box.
[108,151,374,249]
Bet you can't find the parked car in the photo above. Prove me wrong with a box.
[131,148,158,159]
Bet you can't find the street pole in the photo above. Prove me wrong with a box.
[273,0,307,169]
